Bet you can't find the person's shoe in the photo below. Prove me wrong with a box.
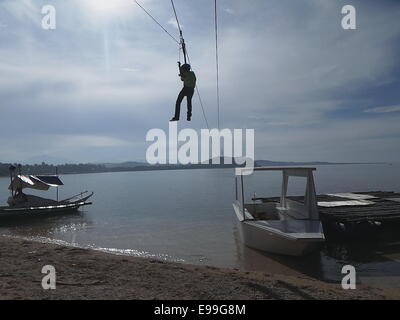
[170,117,179,122]
[187,116,191,121]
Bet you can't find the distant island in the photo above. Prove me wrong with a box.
[0,159,377,177]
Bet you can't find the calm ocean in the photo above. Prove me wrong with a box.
[1,164,400,286]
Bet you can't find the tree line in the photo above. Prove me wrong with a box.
[0,162,108,176]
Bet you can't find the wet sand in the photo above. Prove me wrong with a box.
[0,236,398,300]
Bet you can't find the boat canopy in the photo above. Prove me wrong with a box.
[234,166,319,220]
[8,175,64,192]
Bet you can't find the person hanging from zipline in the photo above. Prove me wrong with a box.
[170,62,196,122]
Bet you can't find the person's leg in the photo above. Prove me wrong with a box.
[172,88,186,120]
[186,88,194,120]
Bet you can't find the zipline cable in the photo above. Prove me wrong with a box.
[134,0,180,44]
[170,0,209,129]
[170,0,183,34]
[214,0,220,130]
[186,51,210,130]
[134,0,210,129]
[195,87,210,130]
[171,0,187,64]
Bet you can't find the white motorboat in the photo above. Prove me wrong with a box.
[233,167,325,257]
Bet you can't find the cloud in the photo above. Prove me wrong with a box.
[57,135,133,148]
[267,122,291,127]
[0,0,399,163]
[364,105,400,113]
[167,17,181,30]
[223,8,235,15]
[121,67,139,72]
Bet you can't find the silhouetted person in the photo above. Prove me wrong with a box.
[9,187,28,206]
[170,63,196,122]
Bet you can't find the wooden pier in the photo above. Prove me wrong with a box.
[317,191,400,240]
[255,191,400,240]
[317,191,400,223]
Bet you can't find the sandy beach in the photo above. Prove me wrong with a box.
[0,236,398,300]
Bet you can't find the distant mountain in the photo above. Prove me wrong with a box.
[103,161,151,168]
[254,160,354,166]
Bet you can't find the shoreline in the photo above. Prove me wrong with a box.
[0,236,399,300]
[0,161,386,178]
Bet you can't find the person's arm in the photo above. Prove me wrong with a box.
[178,62,182,76]
[179,70,187,82]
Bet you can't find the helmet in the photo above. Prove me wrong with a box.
[181,64,191,72]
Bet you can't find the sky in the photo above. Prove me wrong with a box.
[0,0,399,164]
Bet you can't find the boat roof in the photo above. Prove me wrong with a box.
[8,175,64,191]
[236,166,316,175]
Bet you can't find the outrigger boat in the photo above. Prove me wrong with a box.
[0,165,93,218]
[233,167,325,257]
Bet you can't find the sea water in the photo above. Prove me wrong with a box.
[0,164,399,287]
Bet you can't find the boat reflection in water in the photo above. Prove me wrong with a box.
[0,164,94,246]
[233,220,400,286]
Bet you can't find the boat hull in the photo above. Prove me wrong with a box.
[0,202,91,219]
[237,219,323,256]
[234,203,324,257]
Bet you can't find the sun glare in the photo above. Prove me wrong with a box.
[83,0,133,16]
